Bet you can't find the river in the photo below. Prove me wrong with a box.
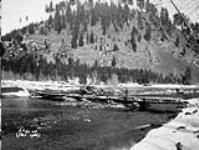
[1,97,175,150]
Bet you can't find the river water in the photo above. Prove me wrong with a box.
[1,97,175,150]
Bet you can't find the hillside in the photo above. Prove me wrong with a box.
[1,0,199,84]
[150,0,199,23]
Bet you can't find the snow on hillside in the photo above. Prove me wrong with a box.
[150,0,199,22]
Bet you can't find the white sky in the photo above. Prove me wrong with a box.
[1,0,63,35]
[1,0,198,35]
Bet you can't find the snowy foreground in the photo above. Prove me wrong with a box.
[131,98,199,150]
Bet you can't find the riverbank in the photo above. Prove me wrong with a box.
[1,97,176,150]
[2,80,199,99]
[131,98,199,150]
[1,80,199,149]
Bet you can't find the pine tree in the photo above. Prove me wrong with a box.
[175,36,180,47]
[46,0,54,26]
[128,0,133,5]
[48,15,53,26]
[130,29,137,52]
[160,8,170,25]
[113,44,119,51]
[86,32,89,44]
[79,32,84,46]
[40,26,45,35]
[54,5,62,34]
[66,3,72,23]
[49,1,54,12]
[137,0,145,10]
[14,33,23,43]
[0,43,6,57]
[25,16,29,22]
[184,66,191,85]
[28,24,35,34]
[137,12,144,30]
[90,31,95,44]
[111,56,117,67]
[144,23,151,41]
[71,33,78,48]
[91,9,98,26]
[61,11,66,29]
[173,13,185,27]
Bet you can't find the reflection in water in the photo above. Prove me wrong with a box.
[2,97,174,150]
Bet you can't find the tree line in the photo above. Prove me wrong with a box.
[1,53,191,84]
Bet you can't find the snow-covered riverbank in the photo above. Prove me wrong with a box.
[2,80,199,92]
[1,80,80,91]
[131,98,199,150]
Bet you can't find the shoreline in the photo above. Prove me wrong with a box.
[2,80,199,95]
[2,79,199,87]
[131,98,199,150]
[2,97,176,150]
[2,80,199,150]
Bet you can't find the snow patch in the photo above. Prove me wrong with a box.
[131,98,199,150]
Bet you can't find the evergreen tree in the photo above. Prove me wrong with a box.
[49,1,54,12]
[173,13,184,26]
[173,13,189,31]
[191,22,199,34]
[128,0,133,5]
[111,56,117,67]
[137,34,142,42]
[113,44,119,51]
[40,26,45,35]
[45,0,54,28]
[54,5,62,34]
[160,8,172,35]
[175,36,180,47]
[123,4,130,22]
[160,8,170,25]
[144,23,151,41]
[13,33,23,44]
[137,0,145,10]
[28,24,35,34]
[25,16,29,22]
[130,29,137,52]
[71,33,78,48]
[86,32,89,44]
[184,66,191,85]
[102,25,106,35]
[66,3,72,23]
[0,43,6,57]
[137,12,144,30]
[61,10,66,29]
[45,1,54,16]
[91,9,98,26]
[79,32,84,46]
[48,15,53,26]
[90,31,95,44]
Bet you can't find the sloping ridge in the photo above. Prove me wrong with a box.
[150,0,199,22]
